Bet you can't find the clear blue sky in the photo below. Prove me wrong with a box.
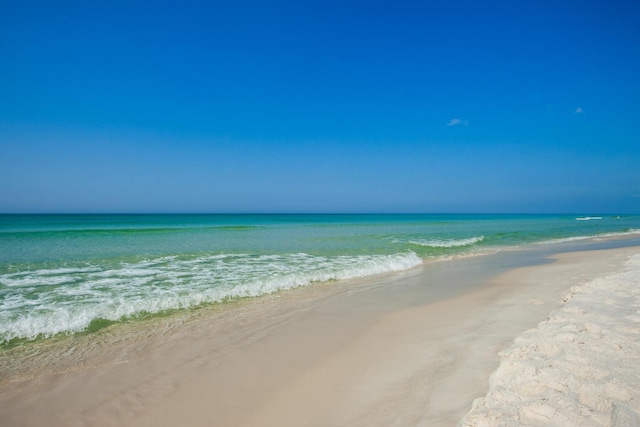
[1,0,639,213]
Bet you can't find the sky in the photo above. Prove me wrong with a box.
[1,0,639,213]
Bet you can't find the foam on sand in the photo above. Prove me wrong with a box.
[460,254,640,426]
[0,252,423,343]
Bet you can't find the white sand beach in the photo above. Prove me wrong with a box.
[1,245,638,427]
[460,253,640,426]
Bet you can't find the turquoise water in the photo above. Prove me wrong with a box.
[1,214,639,345]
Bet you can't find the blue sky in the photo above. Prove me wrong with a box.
[1,1,639,213]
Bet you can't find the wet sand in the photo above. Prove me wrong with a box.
[1,244,638,426]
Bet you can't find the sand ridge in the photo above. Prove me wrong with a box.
[460,254,640,426]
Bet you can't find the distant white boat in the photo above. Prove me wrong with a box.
[576,216,603,221]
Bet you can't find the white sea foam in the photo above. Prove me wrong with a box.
[576,216,603,221]
[0,251,423,343]
[536,229,640,245]
[0,266,100,287]
[0,275,79,287]
[408,236,485,248]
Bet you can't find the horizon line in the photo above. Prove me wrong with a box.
[0,212,635,216]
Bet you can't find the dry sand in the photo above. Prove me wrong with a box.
[0,245,638,426]
[460,253,640,426]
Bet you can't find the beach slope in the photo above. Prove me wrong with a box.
[460,253,640,426]
[0,246,638,426]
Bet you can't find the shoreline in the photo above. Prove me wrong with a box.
[1,229,638,348]
[1,243,639,426]
[460,251,640,426]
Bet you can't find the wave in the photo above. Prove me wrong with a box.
[576,216,603,221]
[536,229,640,245]
[408,236,485,248]
[0,252,423,344]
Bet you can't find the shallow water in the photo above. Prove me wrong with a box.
[1,214,639,344]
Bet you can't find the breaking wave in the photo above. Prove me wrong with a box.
[408,236,485,248]
[0,251,423,343]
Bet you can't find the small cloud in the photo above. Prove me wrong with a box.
[447,118,469,127]
[575,107,583,114]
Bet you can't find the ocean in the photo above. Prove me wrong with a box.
[1,213,639,346]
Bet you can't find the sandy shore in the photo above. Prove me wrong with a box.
[460,252,640,426]
[1,245,638,426]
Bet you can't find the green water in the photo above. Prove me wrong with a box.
[1,214,639,344]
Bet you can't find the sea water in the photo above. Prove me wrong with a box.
[1,214,639,345]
